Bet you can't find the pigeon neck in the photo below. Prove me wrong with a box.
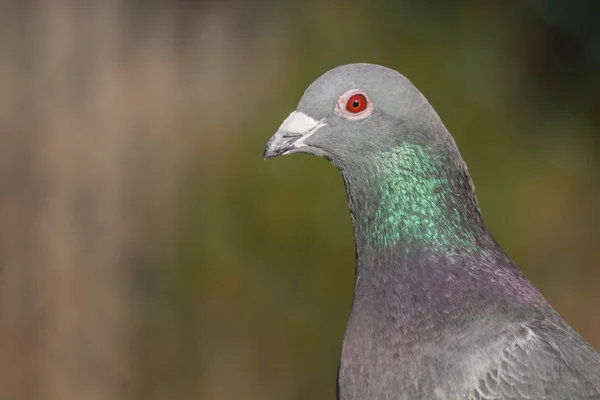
[343,142,493,264]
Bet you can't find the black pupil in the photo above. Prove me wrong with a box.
[352,99,360,108]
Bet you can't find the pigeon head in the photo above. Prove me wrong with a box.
[265,63,484,252]
[264,63,459,169]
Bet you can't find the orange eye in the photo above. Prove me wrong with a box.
[346,93,367,113]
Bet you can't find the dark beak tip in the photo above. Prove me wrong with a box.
[264,130,298,159]
[264,139,289,160]
[263,145,274,160]
[263,145,279,160]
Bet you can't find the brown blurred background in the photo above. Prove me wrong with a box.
[0,0,598,399]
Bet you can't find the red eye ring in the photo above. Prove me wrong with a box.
[346,93,368,113]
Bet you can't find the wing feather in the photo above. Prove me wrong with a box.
[470,322,600,399]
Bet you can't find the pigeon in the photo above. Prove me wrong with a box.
[264,63,600,399]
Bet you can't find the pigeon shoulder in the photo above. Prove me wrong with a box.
[469,314,600,399]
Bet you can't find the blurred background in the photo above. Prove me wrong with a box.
[0,0,599,399]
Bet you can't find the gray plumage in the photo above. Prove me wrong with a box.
[264,63,600,399]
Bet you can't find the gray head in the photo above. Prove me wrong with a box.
[264,64,484,252]
[264,63,460,170]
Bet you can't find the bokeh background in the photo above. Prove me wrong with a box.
[1,0,599,399]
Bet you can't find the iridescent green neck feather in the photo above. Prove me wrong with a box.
[344,142,487,254]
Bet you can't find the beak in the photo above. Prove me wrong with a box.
[263,111,326,159]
